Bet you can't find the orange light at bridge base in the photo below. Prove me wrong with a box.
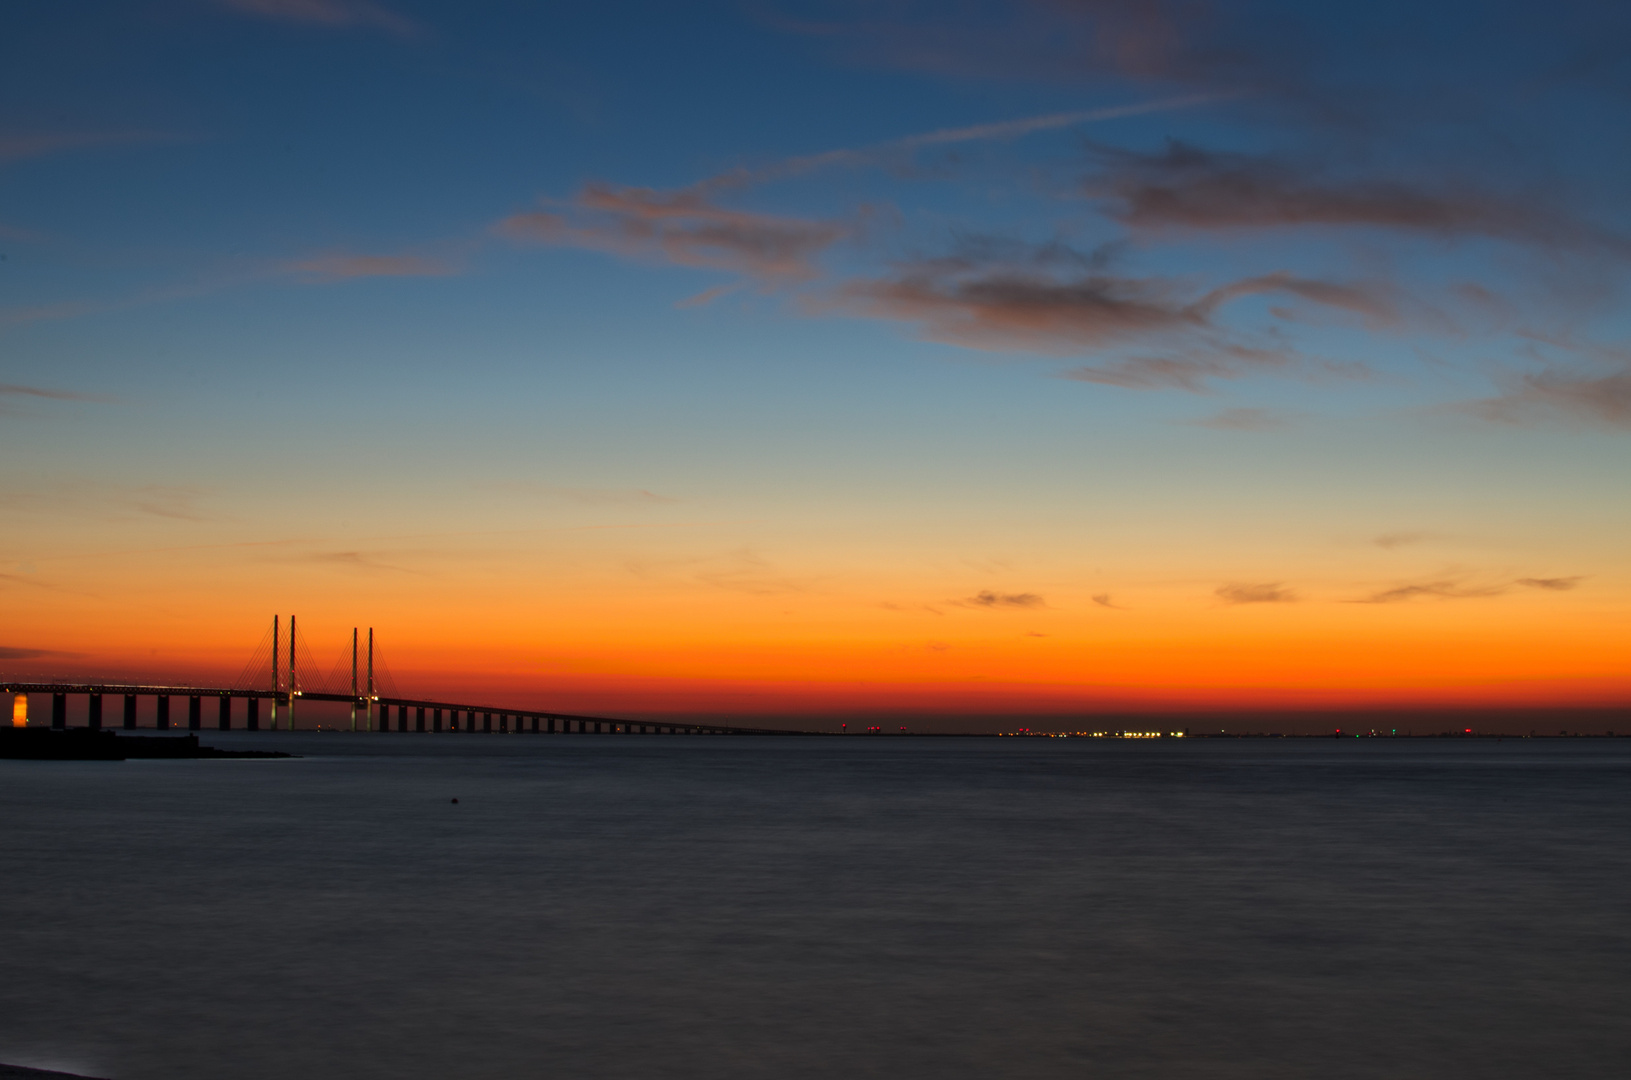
[11,695,26,728]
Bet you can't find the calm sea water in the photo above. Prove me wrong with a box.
[2,734,1627,1080]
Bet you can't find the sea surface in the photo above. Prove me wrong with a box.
[2,734,1628,1080]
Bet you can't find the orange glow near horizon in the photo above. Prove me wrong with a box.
[10,695,24,728]
[9,586,1627,720]
[3,487,1626,726]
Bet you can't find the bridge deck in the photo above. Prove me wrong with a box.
[0,682,812,736]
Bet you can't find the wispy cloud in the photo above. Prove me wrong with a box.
[827,236,1402,380]
[212,0,415,35]
[1061,346,1294,392]
[128,485,209,521]
[1216,582,1296,605]
[286,253,455,281]
[299,551,419,574]
[1092,593,1125,609]
[1356,579,1507,604]
[835,261,1201,354]
[1351,575,1587,603]
[674,284,744,309]
[1186,407,1295,431]
[0,383,109,402]
[881,601,945,615]
[959,590,1046,608]
[692,548,812,596]
[1374,531,1428,549]
[1087,141,1626,252]
[498,183,847,283]
[0,645,73,660]
[0,130,183,165]
[1518,576,1582,591]
[1466,366,1631,429]
[489,482,678,506]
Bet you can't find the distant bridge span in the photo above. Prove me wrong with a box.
[1,682,808,737]
[4,616,816,736]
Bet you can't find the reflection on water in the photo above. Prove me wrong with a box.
[2,735,1628,1080]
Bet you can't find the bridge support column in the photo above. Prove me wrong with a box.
[50,693,66,729]
[188,696,202,730]
[123,694,137,729]
[87,693,103,730]
[218,695,231,731]
[483,712,492,733]
[530,716,538,733]
[155,696,169,730]
[247,697,260,730]
[395,706,406,732]
[433,709,442,733]
[415,707,425,732]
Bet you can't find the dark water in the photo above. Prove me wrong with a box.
[2,735,1627,1080]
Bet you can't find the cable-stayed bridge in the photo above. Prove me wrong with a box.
[3,616,804,737]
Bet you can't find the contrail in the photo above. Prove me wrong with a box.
[699,92,1231,192]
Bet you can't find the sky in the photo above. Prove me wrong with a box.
[3,0,1630,730]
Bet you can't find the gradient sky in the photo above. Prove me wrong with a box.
[4,0,1630,727]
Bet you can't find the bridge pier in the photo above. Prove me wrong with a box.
[432,708,442,733]
[415,707,425,732]
[123,694,137,729]
[483,712,492,733]
[394,706,405,733]
[247,697,260,730]
[86,693,102,730]
[218,695,231,731]
[188,696,202,730]
[51,693,66,729]
[156,695,169,730]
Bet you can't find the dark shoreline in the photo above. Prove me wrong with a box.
[0,1065,109,1080]
[0,728,295,761]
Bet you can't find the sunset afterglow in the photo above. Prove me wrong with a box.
[3,2,1628,730]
